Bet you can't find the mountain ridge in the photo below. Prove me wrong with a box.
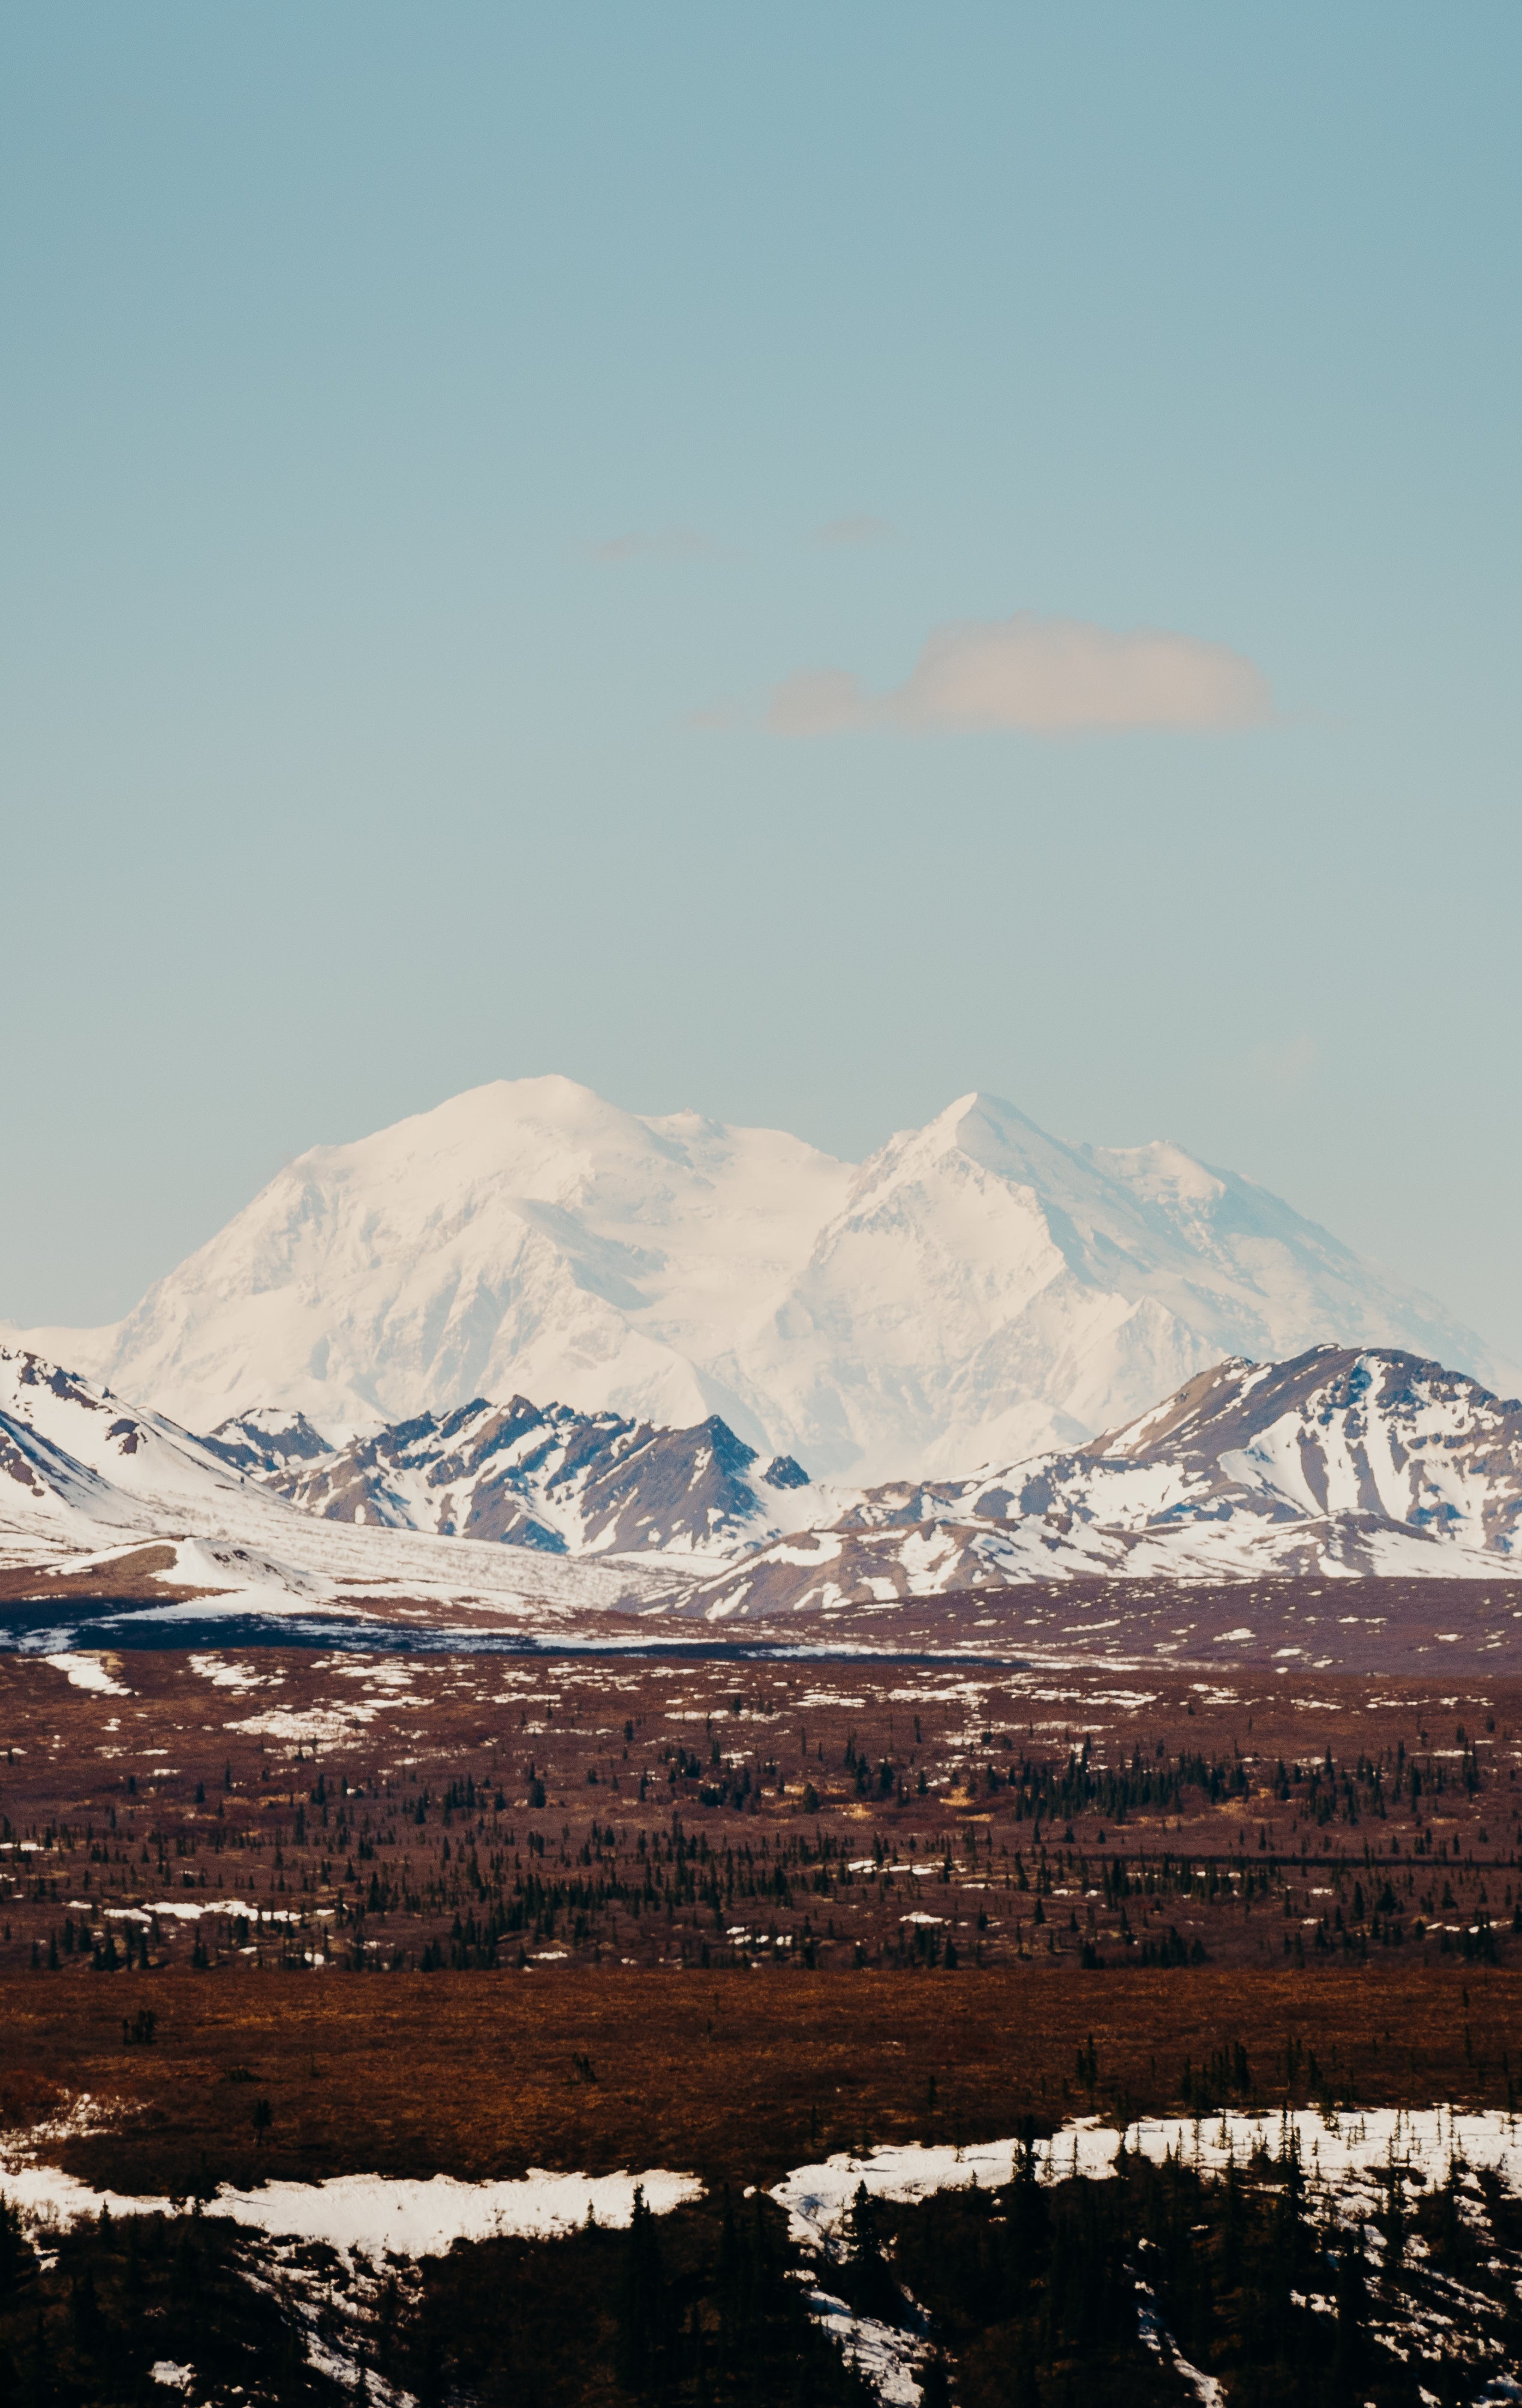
[3,1343,1521,1651]
[203,1395,817,1557]
[5,1076,1509,1482]
[685,1344,1522,1616]
[0,1345,819,1567]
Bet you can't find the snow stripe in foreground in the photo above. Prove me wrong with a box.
[0,2165,702,2259]
[774,2109,1522,2405]
[771,2107,1522,2247]
[802,2287,925,2407]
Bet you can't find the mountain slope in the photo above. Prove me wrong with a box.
[7,1079,1508,1480]
[0,1347,254,1540]
[17,1078,851,1453]
[685,1347,1522,1614]
[5,1343,1522,1658]
[207,1396,819,1558]
[0,1348,701,1624]
[720,1095,1506,1474]
[0,1343,818,1570]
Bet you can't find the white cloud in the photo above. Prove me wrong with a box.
[765,612,1273,735]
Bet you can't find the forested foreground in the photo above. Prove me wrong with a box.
[862,2137,1522,2406]
[3,2138,1521,2407]
[0,2189,875,2408]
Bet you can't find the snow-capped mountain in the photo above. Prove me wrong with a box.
[200,1405,334,1478]
[687,1347,1522,1614]
[204,1396,817,1557]
[4,1343,1522,1657]
[9,1081,1507,1483]
[0,1347,715,1625]
[0,1346,253,1541]
[0,1345,818,1566]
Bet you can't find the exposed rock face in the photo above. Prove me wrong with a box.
[0,1345,822,1565]
[5,1339,1522,1648]
[7,1078,1507,1481]
[685,1348,1522,1615]
[239,1396,819,1557]
[201,1407,336,1478]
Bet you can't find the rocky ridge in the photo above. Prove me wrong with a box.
[0,1347,817,1569]
[684,1347,1522,1614]
[206,1396,815,1557]
[4,1344,1522,1636]
[7,1076,1508,1482]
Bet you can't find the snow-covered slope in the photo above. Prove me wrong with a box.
[0,1348,254,1542]
[205,1395,819,1558]
[717,1096,1509,1476]
[687,1348,1522,1614]
[0,1344,817,1571]
[5,1343,1522,1645]
[0,1348,692,1625]
[12,1079,850,1455]
[7,1079,1509,1481]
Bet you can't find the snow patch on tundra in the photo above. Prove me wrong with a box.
[43,1653,131,1697]
[772,2107,1522,2253]
[0,2163,703,2261]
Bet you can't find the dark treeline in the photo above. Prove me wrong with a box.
[0,2190,874,2408]
[6,1704,1520,1980]
[0,2198,326,2406]
[858,2138,1522,2406]
[5,2126,1521,2403]
[397,2189,873,2407]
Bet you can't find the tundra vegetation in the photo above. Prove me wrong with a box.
[1,1642,1520,2400]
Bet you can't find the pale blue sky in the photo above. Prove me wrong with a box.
[4,4,1520,1361]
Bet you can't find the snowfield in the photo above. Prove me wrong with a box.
[771,2108,1522,2252]
[8,2107,1522,2408]
[6,1076,1508,1484]
[3,1339,1522,1630]
[0,2162,703,2259]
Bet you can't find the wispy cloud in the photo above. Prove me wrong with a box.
[766,613,1273,736]
[588,527,718,564]
[761,669,867,735]
[685,697,748,732]
[813,514,892,548]
[1249,1033,1319,1094]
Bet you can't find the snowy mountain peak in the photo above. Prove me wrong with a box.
[239,1393,820,1558]
[5,1079,1510,1480]
[688,1344,1522,1617]
[203,1406,341,1478]
[1095,1345,1522,1525]
[879,1090,1073,1185]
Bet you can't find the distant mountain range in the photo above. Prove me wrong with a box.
[1,1343,1519,1640]
[203,1397,814,1557]
[6,1077,1509,1483]
[0,1347,815,1578]
[685,1345,1522,1615]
